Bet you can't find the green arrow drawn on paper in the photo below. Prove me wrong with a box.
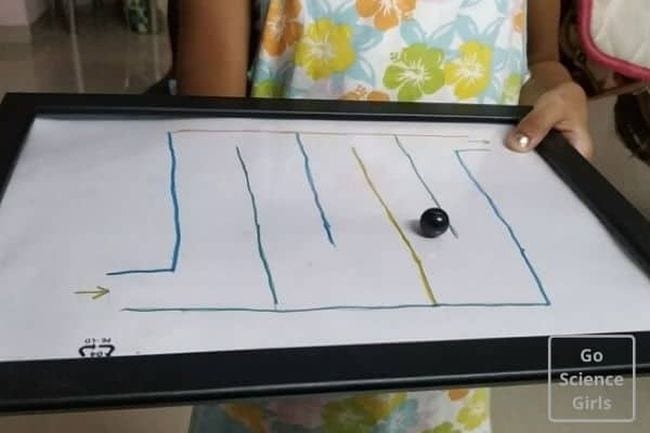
[74,286,110,300]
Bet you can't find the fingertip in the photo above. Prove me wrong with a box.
[515,133,531,149]
[505,130,533,153]
[512,103,559,151]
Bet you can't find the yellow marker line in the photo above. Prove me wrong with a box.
[351,147,437,305]
[172,129,469,140]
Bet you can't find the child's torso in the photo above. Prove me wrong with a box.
[251,0,528,104]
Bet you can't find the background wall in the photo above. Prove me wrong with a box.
[0,0,29,26]
[0,0,46,26]
[24,0,48,24]
[0,0,48,43]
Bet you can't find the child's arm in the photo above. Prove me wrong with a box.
[177,0,250,96]
[523,0,570,99]
[508,0,593,159]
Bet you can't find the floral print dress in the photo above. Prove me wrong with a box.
[250,0,528,104]
[190,1,526,431]
[191,388,490,433]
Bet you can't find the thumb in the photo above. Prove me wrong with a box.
[506,103,563,153]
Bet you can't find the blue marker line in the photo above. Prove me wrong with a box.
[122,301,548,314]
[454,149,550,305]
[168,133,182,271]
[107,132,182,276]
[296,133,335,246]
[108,268,173,275]
[236,146,279,306]
[394,135,458,238]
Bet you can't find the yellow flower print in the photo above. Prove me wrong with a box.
[356,0,417,31]
[261,0,303,57]
[444,41,493,100]
[223,403,267,433]
[341,85,390,101]
[295,19,356,80]
[456,389,490,430]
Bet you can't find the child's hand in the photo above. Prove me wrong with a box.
[506,81,593,160]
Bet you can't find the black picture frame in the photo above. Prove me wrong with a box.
[0,93,648,414]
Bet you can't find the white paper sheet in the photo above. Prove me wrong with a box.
[0,117,648,361]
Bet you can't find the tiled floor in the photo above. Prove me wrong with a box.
[0,2,648,433]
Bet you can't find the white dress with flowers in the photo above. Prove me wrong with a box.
[250,0,528,104]
[189,1,528,432]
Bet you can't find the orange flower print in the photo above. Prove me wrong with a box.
[223,404,267,433]
[261,0,303,57]
[356,0,416,31]
[513,10,525,33]
[448,389,470,401]
[342,86,390,101]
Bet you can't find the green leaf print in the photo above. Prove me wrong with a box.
[500,73,522,104]
[456,389,490,430]
[383,44,445,102]
[422,422,462,433]
[252,79,284,98]
[322,398,376,433]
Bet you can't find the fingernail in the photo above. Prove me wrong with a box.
[515,133,530,149]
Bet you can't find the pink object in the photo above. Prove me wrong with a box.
[578,0,650,80]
